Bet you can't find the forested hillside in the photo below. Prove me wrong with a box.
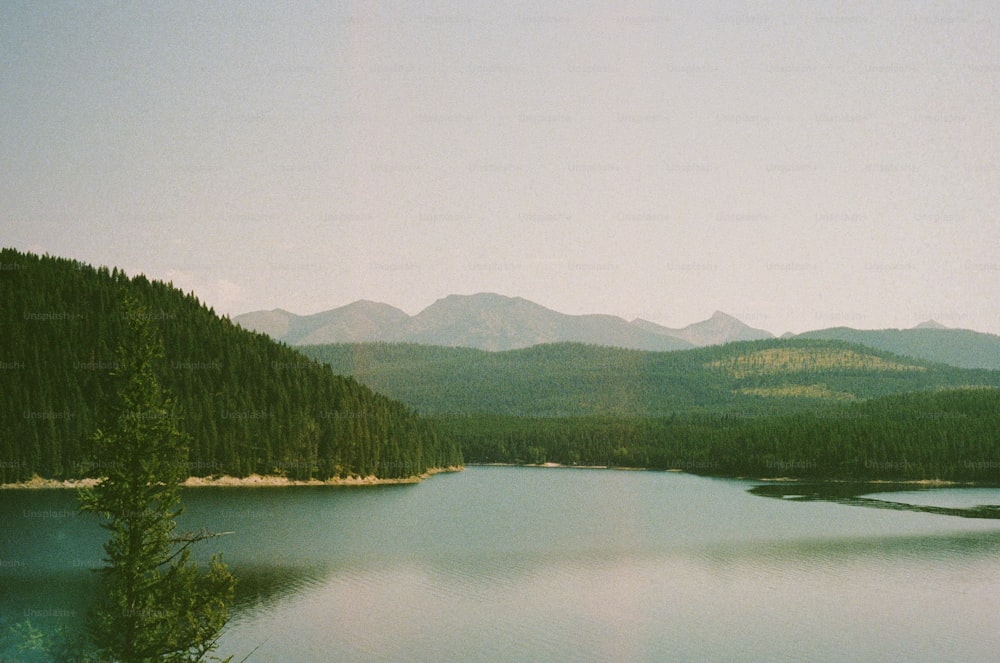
[794,327,1000,371]
[300,340,1000,481]
[300,340,1000,417]
[442,388,1000,481]
[0,249,461,483]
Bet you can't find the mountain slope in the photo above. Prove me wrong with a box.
[235,294,788,351]
[229,308,295,340]
[633,310,774,346]
[794,326,1000,371]
[396,293,693,351]
[294,300,411,345]
[0,248,461,483]
[236,301,411,346]
[298,339,1000,418]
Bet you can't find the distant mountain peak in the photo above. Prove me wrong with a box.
[708,310,746,324]
[671,310,774,346]
[405,292,689,351]
[914,319,949,330]
[439,292,520,303]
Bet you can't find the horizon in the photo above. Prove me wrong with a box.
[3,3,997,335]
[9,242,984,336]
[234,289,982,337]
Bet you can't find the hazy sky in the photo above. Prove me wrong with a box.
[3,1,998,335]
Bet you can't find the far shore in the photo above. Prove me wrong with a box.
[4,464,990,489]
[467,463,984,486]
[0,466,463,490]
[751,476,971,486]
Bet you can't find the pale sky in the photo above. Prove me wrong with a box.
[3,1,998,335]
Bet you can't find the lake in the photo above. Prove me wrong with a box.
[3,466,1000,662]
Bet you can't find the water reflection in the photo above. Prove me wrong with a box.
[5,470,1000,662]
[750,482,1000,519]
[220,527,1000,663]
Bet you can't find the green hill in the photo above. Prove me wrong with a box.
[794,327,1000,370]
[0,249,461,483]
[299,339,1000,418]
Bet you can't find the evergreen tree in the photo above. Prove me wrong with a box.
[78,296,235,662]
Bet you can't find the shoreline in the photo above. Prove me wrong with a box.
[466,463,991,486]
[0,466,464,490]
[471,462,657,471]
[751,476,973,486]
[4,465,992,489]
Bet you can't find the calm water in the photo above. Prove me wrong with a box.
[3,466,1000,662]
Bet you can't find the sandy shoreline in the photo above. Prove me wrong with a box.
[0,466,463,489]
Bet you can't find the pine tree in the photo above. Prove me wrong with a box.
[78,296,235,662]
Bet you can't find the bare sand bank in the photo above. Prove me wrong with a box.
[0,466,463,489]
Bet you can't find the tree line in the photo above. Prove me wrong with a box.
[438,388,1000,482]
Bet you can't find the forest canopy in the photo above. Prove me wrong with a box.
[0,248,461,483]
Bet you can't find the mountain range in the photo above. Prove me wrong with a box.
[234,293,772,351]
[235,293,1000,370]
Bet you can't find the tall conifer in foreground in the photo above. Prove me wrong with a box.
[79,296,235,662]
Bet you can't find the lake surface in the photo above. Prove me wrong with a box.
[4,466,1000,661]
